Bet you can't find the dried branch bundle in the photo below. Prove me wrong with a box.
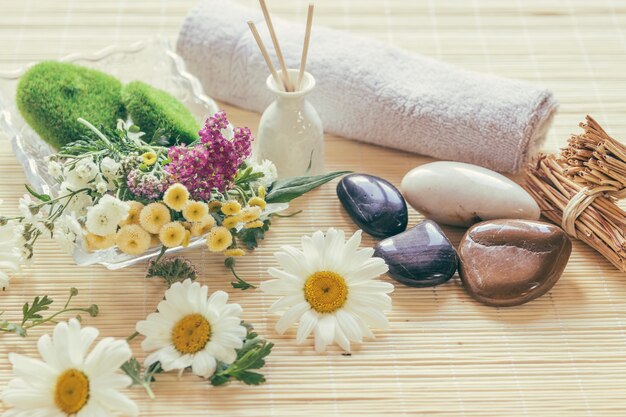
[524,116,626,271]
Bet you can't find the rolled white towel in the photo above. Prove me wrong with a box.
[177,0,557,173]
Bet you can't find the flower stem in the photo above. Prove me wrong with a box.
[127,331,140,342]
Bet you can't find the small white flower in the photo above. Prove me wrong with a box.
[64,158,98,188]
[96,181,108,194]
[250,159,278,188]
[85,196,129,237]
[52,214,83,255]
[2,319,138,417]
[136,279,246,378]
[58,184,93,217]
[0,220,23,289]
[261,228,393,353]
[47,160,63,178]
[100,156,122,181]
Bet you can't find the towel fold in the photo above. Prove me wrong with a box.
[176,0,557,173]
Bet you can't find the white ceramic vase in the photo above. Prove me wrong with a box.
[255,69,324,178]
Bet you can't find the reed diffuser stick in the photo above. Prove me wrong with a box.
[247,21,285,91]
[297,4,314,91]
[259,0,293,91]
[524,116,626,271]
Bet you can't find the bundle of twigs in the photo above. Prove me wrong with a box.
[524,116,626,271]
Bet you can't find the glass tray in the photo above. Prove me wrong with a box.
[0,38,286,269]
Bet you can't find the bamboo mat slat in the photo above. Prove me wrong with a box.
[1,0,626,415]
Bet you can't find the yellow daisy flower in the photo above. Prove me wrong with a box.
[116,224,151,255]
[258,185,266,199]
[181,229,191,247]
[221,200,241,215]
[245,220,265,229]
[141,151,157,166]
[208,201,222,212]
[221,215,242,230]
[241,206,262,223]
[182,201,209,222]
[150,234,161,247]
[139,202,171,234]
[248,197,266,210]
[190,221,212,237]
[85,232,116,252]
[159,222,186,248]
[163,183,190,211]
[119,201,144,226]
[207,226,233,252]
[224,248,245,257]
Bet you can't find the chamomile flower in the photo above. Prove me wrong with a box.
[221,215,242,230]
[248,197,266,210]
[119,201,144,226]
[136,279,246,378]
[2,319,138,417]
[221,200,241,215]
[182,201,209,223]
[159,222,186,248]
[163,183,189,211]
[207,227,232,252]
[139,203,171,234]
[260,228,393,353]
[116,224,151,255]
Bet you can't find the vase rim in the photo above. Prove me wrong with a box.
[266,69,315,98]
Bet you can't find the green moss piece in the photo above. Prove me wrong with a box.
[121,81,200,145]
[16,61,125,149]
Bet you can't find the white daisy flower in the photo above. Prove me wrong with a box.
[261,228,393,353]
[100,157,122,181]
[0,220,22,289]
[249,159,278,188]
[136,279,246,379]
[2,319,138,417]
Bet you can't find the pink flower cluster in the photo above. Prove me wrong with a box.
[165,112,252,200]
[126,169,169,200]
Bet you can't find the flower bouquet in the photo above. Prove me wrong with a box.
[1,110,345,287]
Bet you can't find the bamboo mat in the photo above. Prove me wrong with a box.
[1,0,626,415]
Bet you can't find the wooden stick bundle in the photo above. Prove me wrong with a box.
[524,116,626,271]
[248,1,315,92]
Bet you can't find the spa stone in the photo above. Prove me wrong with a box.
[400,161,540,227]
[458,219,572,307]
[374,220,458,287]
[337,174,408,238]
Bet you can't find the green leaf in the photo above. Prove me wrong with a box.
[265,171,351,203]
[25,184,51,203]
[209,323,273,386]
[21,295,53,325]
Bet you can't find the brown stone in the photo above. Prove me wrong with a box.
[458,219,572,307]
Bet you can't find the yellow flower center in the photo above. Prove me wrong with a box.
[54,369,89,414]
[172,313,211,354]
[303,271,348,314]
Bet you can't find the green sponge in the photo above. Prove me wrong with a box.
[121,81,200,145]
[16,61,125,149]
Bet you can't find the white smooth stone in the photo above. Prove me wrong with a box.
[400,161,540,227]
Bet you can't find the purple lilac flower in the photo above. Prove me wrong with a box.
[164,111,252,200]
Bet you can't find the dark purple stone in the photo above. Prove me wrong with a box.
[374,220,458,287]
[337,173,408,238]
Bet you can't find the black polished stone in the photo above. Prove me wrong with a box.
[374,220,458,287]
[337,173,408,238]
